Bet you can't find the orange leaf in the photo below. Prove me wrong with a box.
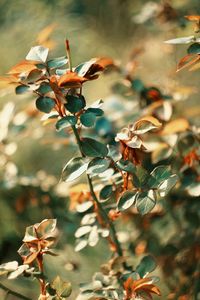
[141,284,161,296]
[95,57,115,68]
[177,54,200,72]
[160,118,189,135]
[58,71,87,88]
[185,15,200,21]
[7,60,37,75]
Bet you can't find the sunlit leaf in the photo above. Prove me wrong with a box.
[158,174,178,197]
[164,36,196,44]
[62,157,89,182]
[137,190,156,215]
[87,157,110,176]
[117,190,138,211]
[26,46,49,63]
[47,56,68,69]
[148,166,171,188]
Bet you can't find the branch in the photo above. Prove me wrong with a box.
[0,283,32,300]
[71,125,126,262]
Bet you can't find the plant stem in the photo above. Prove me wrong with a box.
[36,255,47,299]
[0,283,31,300]
[65,39,72,72]
[71,125,125,260]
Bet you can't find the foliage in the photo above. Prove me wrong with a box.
[0,5,200,300]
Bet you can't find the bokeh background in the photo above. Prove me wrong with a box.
[0,0,200,299]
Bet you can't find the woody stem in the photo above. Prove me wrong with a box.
[71,125,126,262]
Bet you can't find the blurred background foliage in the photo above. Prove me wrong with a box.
[0,0,200,299]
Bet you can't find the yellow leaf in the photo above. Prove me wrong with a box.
[161,118,189,135]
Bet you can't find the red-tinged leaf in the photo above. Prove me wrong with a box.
[58,71,87,88]
[7,60,37,75]
[176,54,200,72]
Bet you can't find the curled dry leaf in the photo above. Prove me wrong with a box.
[18,219,57,265]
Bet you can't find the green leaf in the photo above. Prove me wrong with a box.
[87,107,104,116]
[56,116,77,131]
[56,69,67,76]
[134,166,149,188]
[187,43,200,54]
[26,45,49,62]
[62,157,89,182]
[158,174,178,197]
[51,276,72,298]
[137,190,156,215]
[36,96,55,113]
[116,159,136,174]
[15,85,30,94]
[80,112,96,127]
[136,255,157,278]
[47,56,68,69]
[87,158,110,175]
[36,82,52,94]
[131,78,144,92]
[65,95,86,113]
[117,190,138,211]
[26,69,43,82]
[107,145,122,162]
[99,185,113,201]
[148,166,171,188]
[81,138,108,158]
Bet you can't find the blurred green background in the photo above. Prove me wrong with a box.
[0,0,200,299]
